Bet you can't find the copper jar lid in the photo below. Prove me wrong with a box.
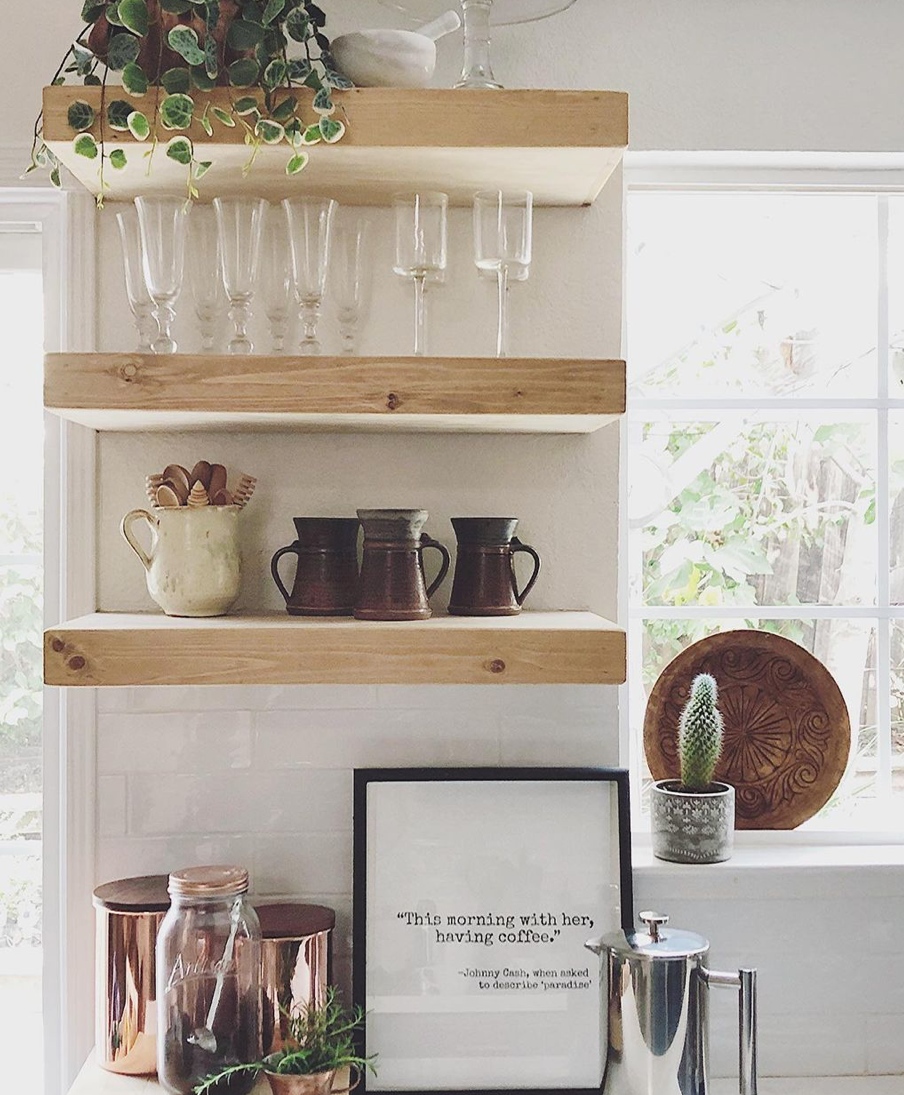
[168,865,249,898]
[93,874,170,914]
[256,903,336,939]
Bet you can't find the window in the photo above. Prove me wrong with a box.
[626,180,904,833]
[0,225,45,1087]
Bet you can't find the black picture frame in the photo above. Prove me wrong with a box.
[353,766,633,1095]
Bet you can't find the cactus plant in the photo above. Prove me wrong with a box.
[678,673,723,791]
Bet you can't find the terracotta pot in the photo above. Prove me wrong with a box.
[265,1068,358,1095]
[271,519,360,617]
[354,509,450,621]
[448,517,541,616]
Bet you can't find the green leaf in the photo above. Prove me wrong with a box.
[286,58,311,81]
[73,133,98,159]
[255,118,285,144]
[122,61,149,95]
[262,0,284,22]
[193,159,213,179]
[227,58,260,86]
[50,165,62,188]
[67,100,95,133]
[233,95,260,116]
[198,106,214,136]
[190,65,216,91]
[52,76,66,86]
[106,99,134,131]
[159,0,192,10]
[226,19,265,49]
[165,135,194,165]
[105,2,123,25]
[81,0,106,21]
[106,31,141,70]
[84,73,102,85]
[109,148,128,170]
[284,7,309,41]
[312,85,333,115]
[161,67,191,93]
[286,150,308,175]
[263,58,287,89]
[301,123,321,145]
[72,41,95,75]
[160,92,194,130]
[212,106,236,127]
[167,25,205,65]
[318,116,344,143]
[127,110,151,139]
[325,69,354,90]
[118,0,149,36]
[204,34,218,79]
[271,95,297,122]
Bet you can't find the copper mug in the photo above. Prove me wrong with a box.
[355,509,450,620]
[448,517,541,616]
[271,518,360,616]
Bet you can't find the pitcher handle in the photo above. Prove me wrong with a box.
[420,535,451,599]
[120,509,158,572]
[510,537,541,605]
[329,1064,361,1095]
[701,967,757,1095]
[270,543,300,605]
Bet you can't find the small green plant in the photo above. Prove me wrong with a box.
[193,988,376,1095]
[678,672,723,791]
[28,0,352,203]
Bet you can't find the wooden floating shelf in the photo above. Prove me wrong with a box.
[44,354,625,433]
[44,611,626,687]
[42,87,627,206]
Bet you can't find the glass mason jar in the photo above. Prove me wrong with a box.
[156,866,262,1095]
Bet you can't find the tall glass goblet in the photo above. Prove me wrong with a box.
[393,192,448,357]
[472,189,532,357]
[213,196,267,355]
[135,196,189,354]
[115,207,156,353]
[260,205,294,354]
[332,215,372,356]
[186,205,226,353]
[283,198,337,355]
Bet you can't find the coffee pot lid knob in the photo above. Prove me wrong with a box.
[639,910,669,942]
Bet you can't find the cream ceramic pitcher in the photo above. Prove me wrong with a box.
[121,506,242,617]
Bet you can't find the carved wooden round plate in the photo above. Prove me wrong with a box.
[643,630,851,830]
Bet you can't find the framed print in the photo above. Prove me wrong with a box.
[353,767,633,1095]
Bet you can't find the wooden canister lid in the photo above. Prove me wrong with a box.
[93,874,170,913]
[256,903,335,940]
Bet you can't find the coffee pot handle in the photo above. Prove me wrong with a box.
[510,537,541,605]
[270,543,300,604]
[701,967,757,1095]
[420,535,451,599]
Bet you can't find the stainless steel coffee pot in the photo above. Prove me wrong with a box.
[585,911,757,1095]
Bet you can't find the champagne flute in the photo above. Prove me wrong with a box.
[260,205,294,354]
[186,205,226,353]
[214,196,267,355]
[393,192,448,356]
[115,207,156,353]
[332,215,371,356]
[472,189,532,357]
[283,198,337,355]
[135,196,189,354]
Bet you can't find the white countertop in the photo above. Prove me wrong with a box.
[70,1059,904,1095]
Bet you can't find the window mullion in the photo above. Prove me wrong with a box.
[877,195,893,799]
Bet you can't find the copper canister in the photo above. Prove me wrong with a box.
[93,875,170,1075]
[257,903,336,1055]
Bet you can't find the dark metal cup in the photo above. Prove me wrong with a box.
[448,517,541,616]
[271,518,360,616]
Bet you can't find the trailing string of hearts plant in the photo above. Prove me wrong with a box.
[28,0,352,202]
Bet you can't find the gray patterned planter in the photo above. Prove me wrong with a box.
[650,780,735,864]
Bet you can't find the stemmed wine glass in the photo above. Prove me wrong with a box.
[332,215,371,356]
[283,198,337,355]
[115,207,157,353]
[472,189,532,357]
[393,192,447,357]
[135,196,189,354]
[186,205,226,353]
[214,197,267,355]
[260,205,294,354]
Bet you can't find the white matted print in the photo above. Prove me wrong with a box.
[353,769,632,1094]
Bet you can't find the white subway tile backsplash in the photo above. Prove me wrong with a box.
[98,711,252,773]
[97,684,379,713]
[97,834,256,884]
[97,775,127,836]
[865,1014,904,1073]
[254,831,353,896]
[374,685,613,711]
[499,708,618,767]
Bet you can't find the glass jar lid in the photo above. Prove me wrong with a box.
[168,865,249,898]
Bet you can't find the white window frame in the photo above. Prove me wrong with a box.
[621,154,904,845]
[0,185,98,1095]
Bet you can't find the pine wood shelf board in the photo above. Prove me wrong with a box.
[44,611,626,687]
[42,87,627,206]
[44,354,626,433]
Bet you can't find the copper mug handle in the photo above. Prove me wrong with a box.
[510,537,541,605]
[420,535,451,599]
[270,542,301,604]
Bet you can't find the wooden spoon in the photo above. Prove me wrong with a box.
[155,484,182,508]
[211,488,234,507]
[191,460,212,489]
[163,464,191,495]
[208,464,228,498]
[162,476,189,505]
